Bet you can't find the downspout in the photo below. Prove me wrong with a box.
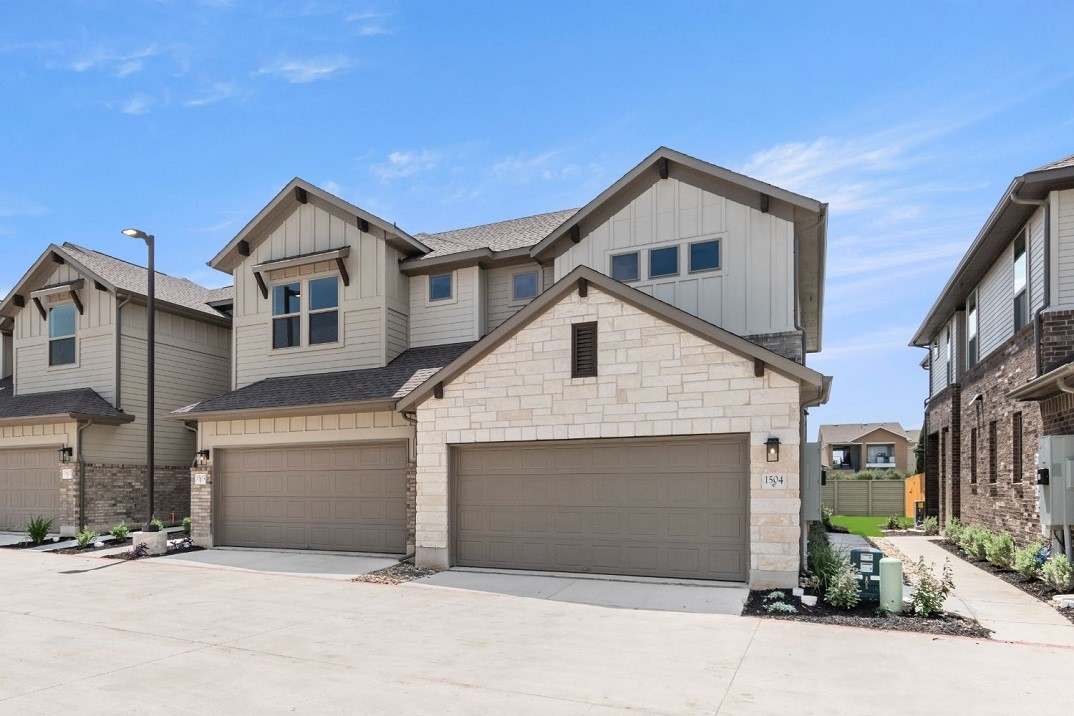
[76,419,94,531]
[114,293,133,409]
[1011,184,1049,377]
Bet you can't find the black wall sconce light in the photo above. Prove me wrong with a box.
[58,446,73,464]
[194,449,211,468]
[765,437,781,463]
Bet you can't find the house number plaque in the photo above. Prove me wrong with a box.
[762,474,786,489]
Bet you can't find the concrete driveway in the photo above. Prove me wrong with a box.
[158,547,399,579]
[1,550,1072,713]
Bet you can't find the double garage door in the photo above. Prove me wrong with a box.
[454,436,750,581]
[216,442,407,553]
[0,447,61,532]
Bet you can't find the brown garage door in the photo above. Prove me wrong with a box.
[453,436,749,581]
[0,447,61,532]
[216,442,407,553]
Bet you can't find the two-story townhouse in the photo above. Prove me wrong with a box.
[178,147,830,589]
[818,422,920,473]
[913,154,1074,545]
[0,243,231,535]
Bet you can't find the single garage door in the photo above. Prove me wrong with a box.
[454,436,749,581]
[216,442,407,553]
[0,447,62,532]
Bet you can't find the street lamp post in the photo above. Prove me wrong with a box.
[122,228,155,525]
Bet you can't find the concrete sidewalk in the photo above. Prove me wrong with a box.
[888,537,1074,647]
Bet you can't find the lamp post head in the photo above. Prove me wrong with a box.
[122,228,152,242]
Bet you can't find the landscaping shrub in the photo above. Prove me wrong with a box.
[150,518,165,531]
[1041,554,1074,592]
[824,558,861,610]
[910,557,955,617]
[182,516,192,534]
[76,528,99,548]
[923,516,939,535]
[943,517,964,543]
[808,524,845,594]
[828,468,906,481]
[985,532,1016,570]
[820,505,834,530]
[26,515,54,545]
[765,601,797,614]
[1013,540,1047,580]
[109,522,129,540]
[885,514,903,529]
[959,526,991,561]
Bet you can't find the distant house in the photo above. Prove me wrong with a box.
[818,423,920,473]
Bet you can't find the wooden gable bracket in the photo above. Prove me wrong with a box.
[578,277,588,297]
[93,280,108,292]
[657,156,669,180]
[295,186,308,204]
[51,252,65,264]
[357,217,369,233]
[433,382,444,399]
[759,193,770,213]
[237,240,250,257]
[335,256,350,287]
[754,359,766,378]
[569,225,581,244]
[253,271,269,300]
[32,296,47,321]
[69,288,84,315]
[12,294,25,308]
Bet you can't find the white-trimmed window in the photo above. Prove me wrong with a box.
[48,303,77,366]
[272,282,302,349]
[1013,229,1028,332]
[689,239,721,272]
[649,246,680,278]
[429,272,453,302]
[511,269,539,302]
[966,289,978,366]
[609,252,640,282]
[308,277,339,345]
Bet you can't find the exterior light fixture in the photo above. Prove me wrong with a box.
[194,449,210,468]
[765,437,780,463]
[58,446,73,463]
[122,227,156,523]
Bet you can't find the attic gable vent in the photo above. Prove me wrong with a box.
[571,321,598,378]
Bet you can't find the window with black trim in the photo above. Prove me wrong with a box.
[272,282,302,349]
[511,270,539,302]
[1012,412,1023,482]
[48,303,77,366]
[308,277,339,345]
[609,252,639,282]
[429,273,453,302]
[988,421,998,483]
[969,427,978,484]
[571,322,598,378]
[649,246,679,278]
[689,240,720,272]
[1013,230,1028,332]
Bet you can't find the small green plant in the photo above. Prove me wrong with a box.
[885,514,902,529]
[808,523,846,594]
[1041,554,1074,592]
[182,516,192,534]
[910,557,955,617]
[76,528,99,548]
[26,515,54,545]
[820,505,834,530]
[1013,540,1047,580]
[923,516,939,536]
[765,601,797,614]
[763,590,786,601]
[943,517,964,543]
[149,518,165,531]
[824,558,861,610]
[985,532,1016,570]
[109,522,130,540]
[959,526,991,561]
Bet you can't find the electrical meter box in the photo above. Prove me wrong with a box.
[850,547,882,601]
[1037,436,1074,530]
[802,442,822,522]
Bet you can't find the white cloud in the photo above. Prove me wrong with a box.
[72,44,159,77]
[254,56,353,83]
[371,149,441,180]
[120,94,153,115]
[184,82,237,107]
[812,326,922,361]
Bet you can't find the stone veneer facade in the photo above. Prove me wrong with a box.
[413,286,807,589]
[60,463,190,532]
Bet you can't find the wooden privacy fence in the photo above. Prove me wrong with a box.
[821,479,906,516]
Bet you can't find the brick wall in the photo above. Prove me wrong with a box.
[745,330,805,364]
[61,463,190,532]
[1039,309,1074,373]
[405,462,416,552]
[1041,392,1074,434]
[957,325,1041,545]
[924,385,959,522]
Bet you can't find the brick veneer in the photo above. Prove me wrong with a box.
[924,385,959,522]
[190,465,212,546]
[61,463,191,532]
[413,286,807,589]
[745,330,805,364]
[1039,309,1074,373]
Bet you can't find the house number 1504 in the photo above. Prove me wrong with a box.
[762,474,786,489]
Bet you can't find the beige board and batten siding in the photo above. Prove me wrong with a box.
[13,263,116,401]
[1029,206,1046,314]
[485,262,545,332]
[409,265,483,347]
[553,174,794,338]
[232,202,397,389]
[1056,190,1074,304]
[414,285,804,589]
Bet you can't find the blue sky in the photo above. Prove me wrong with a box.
[2,2,1073,436]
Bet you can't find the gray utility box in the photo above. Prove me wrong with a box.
[1037,436,1074,531]
[802,442,822,522]
[850,548,882,601]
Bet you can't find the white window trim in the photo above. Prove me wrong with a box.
[425,271,458,306]
[46,301,80,371]
[508,267,541,305]
[269,274,342,353]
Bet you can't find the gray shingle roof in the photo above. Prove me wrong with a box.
[62,243,231,318]
[177,342,475,416]
[411,209,578,259]
[1036,153,1074,172]
[817,422,913,446]
[0,377,132,423]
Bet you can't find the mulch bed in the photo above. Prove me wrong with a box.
[0,538,73,550]
[934,539,1074,626]
[742,589,992,639]
[53,538,132,555]
[353,562,440,585]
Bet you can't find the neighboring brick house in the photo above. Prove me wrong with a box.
[912,153,1074,546]
[0,243,231,534]
[817,422,920,474]
[178,147,831,588]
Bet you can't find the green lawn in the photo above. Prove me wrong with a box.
[829,515,888,537]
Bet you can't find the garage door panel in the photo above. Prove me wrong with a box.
[216,443,406,553]
[0,448,62,532]
[454,437,749,581]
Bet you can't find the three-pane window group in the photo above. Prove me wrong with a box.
[609,239,720,283]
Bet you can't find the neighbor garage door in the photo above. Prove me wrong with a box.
[0,447,61,532]
[453,436,749,581]
[216,442,407,553]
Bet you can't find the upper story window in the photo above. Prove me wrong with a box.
[511,270,539,302]
[966,289,978,366]
[649,246,679,278]
[308,277,339,345]
[1013,230,1028,332]
[48,303,76,366]
[429,273,453,302]
[610,252,639,282]
[689,240,720,272]
[272,282,302,349]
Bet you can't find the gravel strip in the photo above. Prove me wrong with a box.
[354,563,441,585]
